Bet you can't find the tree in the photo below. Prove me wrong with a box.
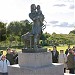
[40,32,51,46]
[69,29,75,34]
[7,20,32,36]
[7,21,21,36]
[20,20,32,35]
[7,20,32,46]
[0,22,6,41]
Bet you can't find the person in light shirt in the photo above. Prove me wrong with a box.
[0,55,10,75]
[58,50,67,73]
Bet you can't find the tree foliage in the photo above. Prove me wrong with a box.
[0,22,6,41]
[0,20,75,47]
[7,20,32,42]
[41,32,75,46]
[69,29,75,34]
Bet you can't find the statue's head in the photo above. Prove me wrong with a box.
[31,4,36,11]
[37,5,40,10]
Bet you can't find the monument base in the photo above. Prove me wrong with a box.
[18,52,52,67]
[22,48,47,53]
[8,63,64,75]
[8,52,64,75]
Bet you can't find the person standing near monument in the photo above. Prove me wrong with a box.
[72,46,75,74]
[0,51,3,56]
[51,46,59,63]
[0,55,10,75]
[6,48,14,65]
[67,48,74,74]
[58,50,67,73]
[65,45,70,56]
[0,51,3,61]
[11,49,18,64]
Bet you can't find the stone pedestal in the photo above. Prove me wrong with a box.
[18,52,52,67]
[22,48,47,53]
[8,63,64,75]
[8,52,64,75]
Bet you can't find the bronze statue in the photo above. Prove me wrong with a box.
[29,4,44,49]
[22,4,45,51]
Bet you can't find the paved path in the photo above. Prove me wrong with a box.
[64,73,75,75]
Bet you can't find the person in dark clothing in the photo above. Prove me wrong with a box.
[11,50,18,64]
[6,48,14,65]
[67,48,74,74]
[14,56,18,64]
[65,45,70,55]
[51,46,59,63]
[72,46,75,74]
[0,51,3,56]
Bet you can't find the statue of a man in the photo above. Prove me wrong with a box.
[29,4,44,49]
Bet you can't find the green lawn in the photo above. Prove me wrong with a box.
[44,45,75,53]
[2,44,75,55]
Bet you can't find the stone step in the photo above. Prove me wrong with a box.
[64,73,74,75]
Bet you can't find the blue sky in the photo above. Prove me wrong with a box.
[0,0,75,34]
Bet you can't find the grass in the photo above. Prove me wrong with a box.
[2,44,75,55]
[44,45,75,53]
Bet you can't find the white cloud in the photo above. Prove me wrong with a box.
[43,21,74,34]
[54,22,74,27]
[44,26,74,34]
[0,0,74,34]
[50,21,59,24]
[69,4,75,9]
[54,4,66,7]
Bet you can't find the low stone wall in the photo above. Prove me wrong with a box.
[8,63,64,75]
[8,52,64,75]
